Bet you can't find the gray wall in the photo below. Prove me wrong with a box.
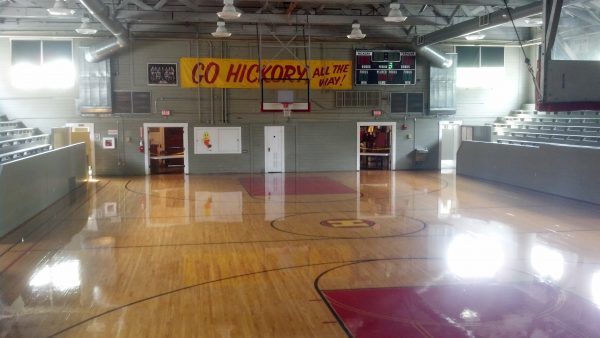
[0,143,87,236]
[457,141,600,204]
[0,37,531,175]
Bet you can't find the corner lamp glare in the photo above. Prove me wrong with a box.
[212,21,232,38]
[76,18,97,35]
[217,0,241,20]
[47,0,75,16]
[384,3,407,23]
[347,21,366,40]
[464,33,485,41]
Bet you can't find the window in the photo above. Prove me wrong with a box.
[456,46,505,88]
[10,40,75,90]
[457,46,504,68]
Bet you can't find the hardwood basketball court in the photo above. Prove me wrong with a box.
[2,171,599,337]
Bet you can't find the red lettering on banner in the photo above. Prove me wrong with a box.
[226,64,242,82]
[192,62,220,84]
[297,66,308,79]
[247,64,258,83]
[192,62,204,84]
[271,65,284,81]
[318,76,342,87]
[204,62,219,84]
[283,65,295,80]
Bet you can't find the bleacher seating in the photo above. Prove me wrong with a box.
[493,110,600,148]
[0,114,51,163]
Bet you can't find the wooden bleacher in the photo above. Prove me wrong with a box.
[0,114,51,163]
[493,110,600,148]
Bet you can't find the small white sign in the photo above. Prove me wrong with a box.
[107,129,118,135]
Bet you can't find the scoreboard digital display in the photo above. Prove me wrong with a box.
[355,50,417,85]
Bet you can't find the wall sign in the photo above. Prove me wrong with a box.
[102,137,116,149]
[194,127,241,154]
[148,63,178,86]
[180,58,352,90]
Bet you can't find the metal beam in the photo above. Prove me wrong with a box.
[172,12,443,26]
[416,1,542,46]
[543,0,562,54]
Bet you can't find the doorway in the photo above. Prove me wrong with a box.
[356,122,396,171]
[439,121,462,169]
[65,123,95,176]
[143,123,189,175]
[265,126,285,173]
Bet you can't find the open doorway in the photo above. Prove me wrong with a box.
[65,123,95,176]
[357,122,396,171]
[143,123,189,175]
[439,121,462,169]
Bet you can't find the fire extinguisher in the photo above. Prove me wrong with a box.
[138,126,144,153]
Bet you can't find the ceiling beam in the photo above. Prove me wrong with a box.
[417,1,541,46]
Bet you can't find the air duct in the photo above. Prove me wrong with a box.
[413,1,542,68]
[79,0,129,62]
[414,45,453,68]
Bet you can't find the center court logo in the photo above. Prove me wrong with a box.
[320,219,375,228]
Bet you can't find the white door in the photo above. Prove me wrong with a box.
[265,126,285,173]
[440,121,462,169]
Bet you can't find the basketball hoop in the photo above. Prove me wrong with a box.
[282,102,292,117]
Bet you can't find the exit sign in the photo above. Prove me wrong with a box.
[161,109,171,116]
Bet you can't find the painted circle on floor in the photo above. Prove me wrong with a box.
[272,211,425,238]
[320,219,375,228]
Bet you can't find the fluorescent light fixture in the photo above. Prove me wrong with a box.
[524,18,543,25]
[464,33,485,41]
[211,21,232,38]
[76,17,97,35]
[347,21,366,40]
[47,0,75,16]
[217,0,241,20]
[384,3,407,23]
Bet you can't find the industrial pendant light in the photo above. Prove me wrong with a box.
[464,33,485,41]
[211,21,232,38]
[76,17,98,35]
[47,0,75,16]
[347,21,366,40]
[217,0,241,20]
[384,3,407,22]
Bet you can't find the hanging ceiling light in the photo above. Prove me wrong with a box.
[211,21,232,38]
[464,33,485,41]
[217,0,241,20]
[347,21,366,40]
[76,17,98,35]
[384,3,407,23]
[47,0,75,16]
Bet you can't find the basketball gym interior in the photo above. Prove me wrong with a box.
[1,0,600,336]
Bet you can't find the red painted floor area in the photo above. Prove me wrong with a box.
[239,176,355,196]
[323,282,600,338]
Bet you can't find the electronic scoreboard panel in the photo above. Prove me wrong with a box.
[355,50,417,85]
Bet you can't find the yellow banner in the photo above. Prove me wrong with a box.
[179,58,352,90]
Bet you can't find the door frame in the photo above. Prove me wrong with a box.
[439,120,462,169]
[356,122,396,171]
[264,126,285,173]
[65,122,96,175]
[143,123,189,175]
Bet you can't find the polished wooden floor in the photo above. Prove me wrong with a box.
[1,171,600,337]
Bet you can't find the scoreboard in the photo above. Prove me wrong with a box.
[355,50,417,85]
